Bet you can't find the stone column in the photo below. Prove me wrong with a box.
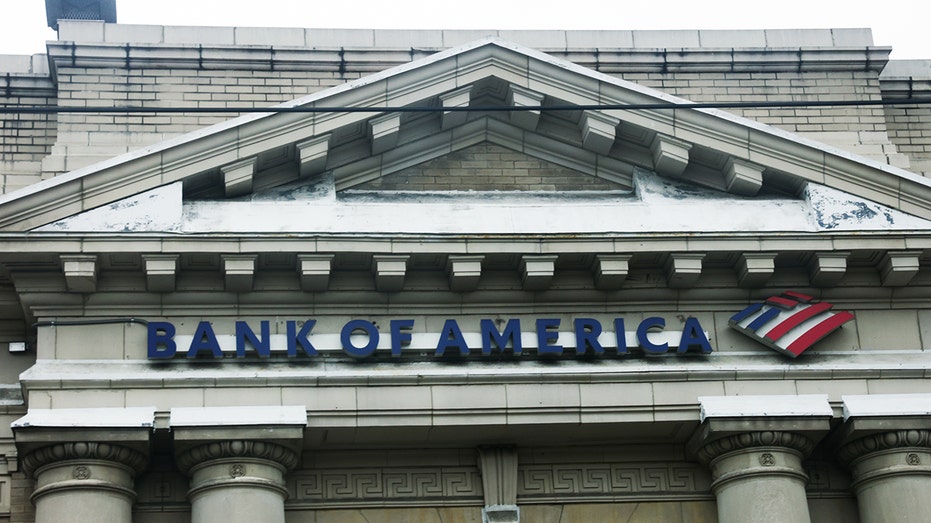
[178,440,299,523]
[23,442,147,523]
[836,394,931,523]
[170,406,307,523]
[688,395,833,523]
[696,431,816,523]
[838,430,931,523]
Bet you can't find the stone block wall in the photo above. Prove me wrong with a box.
[0,55,57,194]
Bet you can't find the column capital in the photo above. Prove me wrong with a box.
[694,431,817,465]
[22,441,147,477]
[176,440,300,474]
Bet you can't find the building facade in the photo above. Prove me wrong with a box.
[2,5,931,523]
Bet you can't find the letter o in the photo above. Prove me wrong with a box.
[341,320,379,358]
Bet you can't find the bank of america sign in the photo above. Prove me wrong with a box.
[729,291,854,358]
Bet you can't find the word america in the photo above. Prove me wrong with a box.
[147,317,713,359]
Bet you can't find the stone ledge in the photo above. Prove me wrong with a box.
[58,22,874,51]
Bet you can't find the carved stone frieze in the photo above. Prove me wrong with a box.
[695,431,816,464]
[288,467,483,508]
[176,440,299,473]
[837,430,931,464]
[516,462,712,502]
[22,442,147,476]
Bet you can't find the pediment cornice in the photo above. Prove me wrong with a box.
[1,37,928,231]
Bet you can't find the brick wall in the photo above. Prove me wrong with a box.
[356,143,624,192]
[0,82,57,194]
[884,104,931,175]
[44,66,364,175]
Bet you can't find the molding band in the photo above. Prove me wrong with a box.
[22,442,147,477]
[177,440,299,473]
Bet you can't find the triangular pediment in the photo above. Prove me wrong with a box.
[2,37,931,231]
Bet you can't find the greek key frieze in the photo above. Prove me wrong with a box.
[516,463,711,500]
[288,467,483,505]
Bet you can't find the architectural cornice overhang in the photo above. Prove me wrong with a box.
[44,40,892,75]
[0,38,928,231]
[1,231,931,255]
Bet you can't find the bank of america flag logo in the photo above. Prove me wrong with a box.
[729,291,854,358]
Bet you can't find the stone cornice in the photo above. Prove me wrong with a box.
[44,41,891,75]
[22,442,147,476]
[837,429,931,464]
[176,440,299,473]
[695,431,816,465]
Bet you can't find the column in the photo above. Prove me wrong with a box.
[11,407,155,523]
[688,395,832,523]
[23,442,147,523]
[170,406,307,523]
[178,440,299,523]
[837,394,931,523]
[695,431,816,523]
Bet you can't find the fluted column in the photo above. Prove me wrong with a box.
[696,431,816,523]
[178,440,299,523]
[838,430,931,522]
[23,442,147,523]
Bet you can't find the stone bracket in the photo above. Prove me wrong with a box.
[222,254,257,292]
[221,158,257,198]
[736,252,777,288]
[370,113,402,154]
[724,157,764,196]
[372,255,409,292]
[508,85,544,130]
[296,134,331,178]
[60,254,98,293]
[650,134,692,178]
[665,253,704,288]
[143,254,179,293]
[808,251,849,287]
[578,111,620,155]
[440,86,472,130]
[593,254,631,290]
[447,255,484,292]
[879,251,921,287]
[520,255,557,291]
[297,254,334,292]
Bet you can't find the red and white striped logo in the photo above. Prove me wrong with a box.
[729,291,854,358]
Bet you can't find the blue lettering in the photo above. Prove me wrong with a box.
[614,318,628,354]
[187,321,223,358]
[436,319,469,356]
[573,318,603,355]
[390,319,415,356]
[235,321,270,357]
[480,319,522,355]
[536,318,563,355]
[341,319,379,358]
[287,320,318,356]
[637,317,668,354]
[678,317,713,353]
[147,321,176,359]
